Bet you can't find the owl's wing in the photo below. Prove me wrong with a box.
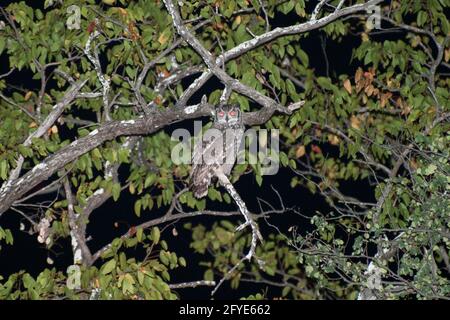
[189,132,221,198]
[189,127,243,198]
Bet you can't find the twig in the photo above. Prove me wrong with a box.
[169,280,216,289]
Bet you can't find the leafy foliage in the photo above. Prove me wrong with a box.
[0,0,448,300]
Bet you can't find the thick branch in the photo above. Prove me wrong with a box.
[0,103,213,216]
[0,79,87,189]
[174,0,382,107]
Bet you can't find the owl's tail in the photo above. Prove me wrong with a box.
[189,162,221,199]
[189,166,210,199]
[190,180,209,199]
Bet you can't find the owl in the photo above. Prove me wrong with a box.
[190,103,244,198]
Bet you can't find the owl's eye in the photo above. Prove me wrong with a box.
[228,110,237,117]
[218,111,225,117]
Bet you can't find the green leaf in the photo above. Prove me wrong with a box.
[101,259,116,275]
[159,251,169,265]
[144,174,155,188]
[297,49,309,67]
[134,200,142,217]
[417,11,427,27]
[0,160,7,180]
[204,269,214,281]
[112,183,121,201]
[122,274,135,294]
[255,174,263,186]
[151,227,160,244]
[0,38,5,55]
[136,227,143,242]
[423,164,437,176]
[280,152,289,167]
[316,77,334,90]
[282,286,291,297]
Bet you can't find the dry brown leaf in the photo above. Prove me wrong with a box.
[364,84,374,96]
[364,71,373,82]
[311,145,322,154]
[153,96,162,105]
[380,92,392,108]
[409,159,419,170]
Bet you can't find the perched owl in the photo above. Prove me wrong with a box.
[190,103,244,198]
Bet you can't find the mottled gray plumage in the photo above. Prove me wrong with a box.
[190,104,244,198]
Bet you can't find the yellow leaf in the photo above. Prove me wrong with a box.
[343,79,352,94]
[102,0,116,5]
[362,94,368,105]
[350,115,361,130]
[361,33,369,42]
[24,91,33,101]
[314,129,322,138]
[328,134,340,145]
[118,8,128,16]
[411,36,421,48]
[51,125,58,134]
[295,145,306,158]
[158,33,168,45]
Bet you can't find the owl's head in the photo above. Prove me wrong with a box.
[214,103,242,127]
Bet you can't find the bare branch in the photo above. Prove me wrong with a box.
[0,102,214,217]
[169,280,216,289]
[0,79,87,192]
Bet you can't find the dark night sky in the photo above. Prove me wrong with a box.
[0,0,377,299]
